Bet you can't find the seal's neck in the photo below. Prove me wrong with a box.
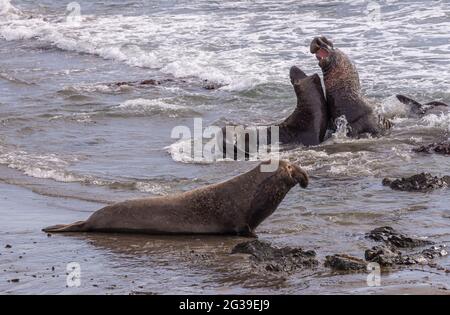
[246,173,294,231]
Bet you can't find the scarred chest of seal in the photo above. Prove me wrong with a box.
[310,36,389,137]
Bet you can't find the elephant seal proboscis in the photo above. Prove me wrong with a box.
[310,36,392,137]
[43,160,308,237]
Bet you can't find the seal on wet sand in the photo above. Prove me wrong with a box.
[310,36,391,137]
[43,160,308,236]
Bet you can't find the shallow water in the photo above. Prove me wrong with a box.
[0,0,449,294]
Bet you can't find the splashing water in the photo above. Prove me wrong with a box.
[332,115,351,140]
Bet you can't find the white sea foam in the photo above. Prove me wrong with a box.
[166,137,279,164]
[420,112,450,131]
[0,144,168,194]
[165,138,224,164]
[1,1,447,93]
[0,147,84,183]
[117,98,197,117]
[377,96,409,118]
[0,0,21,19]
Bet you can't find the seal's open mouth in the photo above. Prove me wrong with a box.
[310,36,334,67]
[315,48,330,61]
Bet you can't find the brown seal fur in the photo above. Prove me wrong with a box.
[43,160,308,236]
[221,66,328,159]
[276,66,328,145]
[310,36,391,137]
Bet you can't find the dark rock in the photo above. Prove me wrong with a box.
[8,279,19,283]
[443,176,450,185]
[367,226,433,248]
[365,244,448,267]
[421,245,448,259]
[114,79,161,87]
[382,173,448,192]
[114,81,130,87]
[365,245,401,266]
[231,240,318,273]
[140,79,160,85]
[5,244,12,249]
[414,142,450,155]
[202,79,223,90]
[324,254,367,271]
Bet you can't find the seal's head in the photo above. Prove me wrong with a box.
[310,36,360,92]
[280,160,309,188]
[310,36,335,71]
[289,65,324,103]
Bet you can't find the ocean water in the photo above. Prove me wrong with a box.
[0,0,449,294]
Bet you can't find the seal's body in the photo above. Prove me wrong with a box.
[277,66,328,145]
[221,67,328,160]
[310,37,391,137]
[396,94,448,116]
[43,160,308,236]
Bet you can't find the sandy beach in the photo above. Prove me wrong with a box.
[1,179,449,295]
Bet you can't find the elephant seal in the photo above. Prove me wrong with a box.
[310,36,391,137]
[276,66,328,145]
[43,160,308,236]
[396,94,448,116]
[221,66,328,159]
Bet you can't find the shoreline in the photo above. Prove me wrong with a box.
[1,181,449,295]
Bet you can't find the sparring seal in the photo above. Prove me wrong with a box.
[221,66,328,159]
[276,66,328,145]
[43,160,308,236]
[310,36,391,137]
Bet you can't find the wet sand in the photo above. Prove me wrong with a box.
[1,182,449,295]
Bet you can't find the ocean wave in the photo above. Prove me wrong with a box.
[420,112,450,132]
[0,72,35,85]
[114,98,200,118]
[0,144,169,195]
[42,97,202,121]
[1,1,449,94]
[0,0,21,19]
[166,137,278,164]
[376,95,409,118]
[0,146,83,183]
[166,138,224,164]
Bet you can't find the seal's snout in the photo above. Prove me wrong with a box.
[310,36,334,66]
[310,36,333,53]
[290,66,307,84]
[287,163,309,188]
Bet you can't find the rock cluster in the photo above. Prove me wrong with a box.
[414,142,450,155]
[231,240,318,273]
[382,173,449,192]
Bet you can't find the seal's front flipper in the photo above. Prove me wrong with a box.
[425,101,449,107]
[42,221,86,233]
[396,94,423,107]
[396,94,426,115]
